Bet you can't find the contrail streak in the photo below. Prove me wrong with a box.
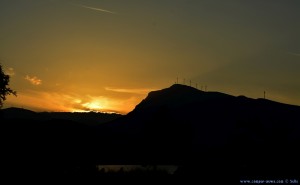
[74,4,117,14]
[288,52,300,57]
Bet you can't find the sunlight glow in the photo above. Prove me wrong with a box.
[73,99,82,104]
[82,101,103,111]
[5,91,142,114]
[71,109,90,113]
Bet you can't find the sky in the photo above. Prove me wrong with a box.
[0,0,299,114]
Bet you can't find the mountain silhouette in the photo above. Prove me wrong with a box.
[1,107,37,119]
[97,84,300,179]
[133,84,232,111]
[2,84,300,181]
[1,107,122,124]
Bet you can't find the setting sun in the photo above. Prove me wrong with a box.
[82,101,103,111]
[5,91,144,114]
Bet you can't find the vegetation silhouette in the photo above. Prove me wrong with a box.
[2,84,300,182]
[2,107,122,124]
[0,64,16,108]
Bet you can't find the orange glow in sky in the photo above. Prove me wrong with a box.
[1,1,300,112]
[5,90,145,114]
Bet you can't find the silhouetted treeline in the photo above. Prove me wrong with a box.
[1,107,122,125]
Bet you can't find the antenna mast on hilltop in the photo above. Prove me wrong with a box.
[189,80,191,86]
[264,91,266,99]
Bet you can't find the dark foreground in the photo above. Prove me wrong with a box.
[2,85,300,183]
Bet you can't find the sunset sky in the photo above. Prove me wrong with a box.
[1,0,299,114]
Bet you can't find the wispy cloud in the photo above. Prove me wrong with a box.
[288,52,300,57]
[4,67,15,76]
[293,53,300,57]
[73,3,117,14]
[105,87,156,94]
[25,75,42,85]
